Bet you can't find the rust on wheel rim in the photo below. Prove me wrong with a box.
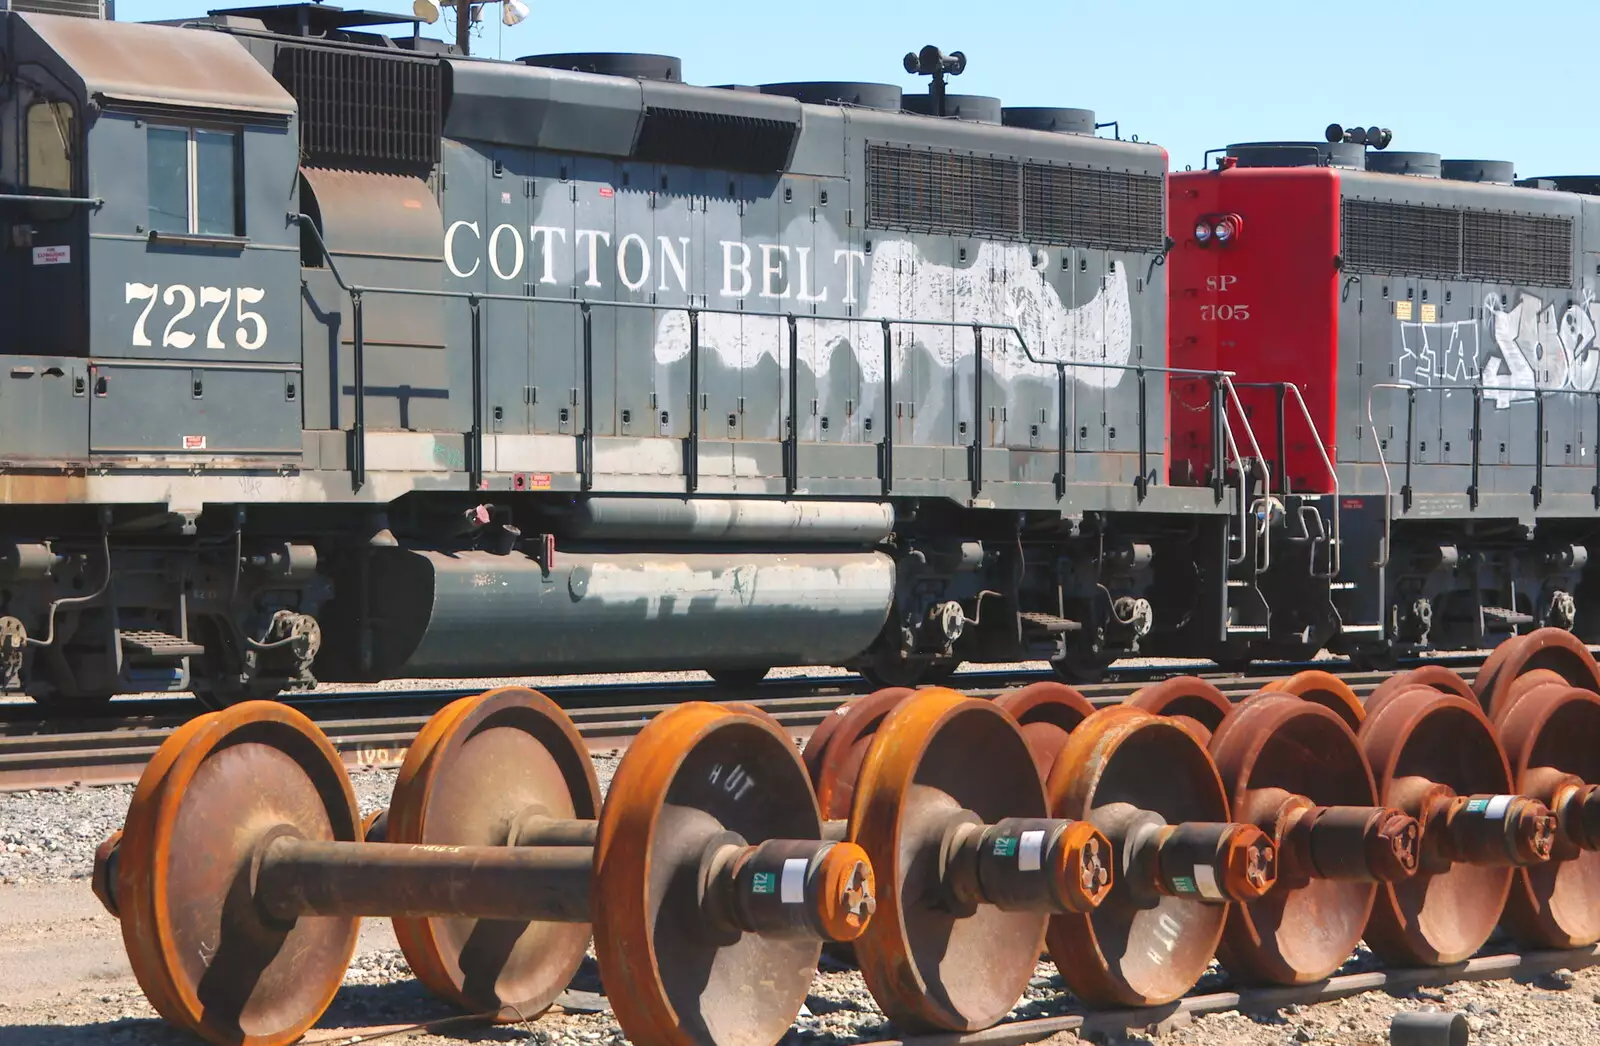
[1259,671,1365,732]
[386,687,601,1019]
[1208,694,1384,984]
[593,702,825,1046]
[1497,685,1600,947]
[1045,705,1232,1007]
[118,702,360,1046]
[1359,688,1517,965]
[850,688,1052,1032]
[993,681,1095,783]
[1365,666,1476,722]
[1128,676,1233,745]
[1475,628,1600,722]
[804,688,914,820]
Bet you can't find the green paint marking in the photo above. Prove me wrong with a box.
[992,837,1019,858]
[1171,876,1198,894]
[752,872,776,895]
[1466,798,1489,814]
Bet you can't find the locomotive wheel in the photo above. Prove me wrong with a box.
[850,689,1052,1031]
[1045,706,1234,1007]
[1128,676,1233,744]
[993,681,1096,783]
[385,688,601,1019]
[803,688,914,820]
[116,702,361,1046]
[1259,670,1365,731]
[1359,688,1519,965]
[706,667,770,689]
[1496,685,1600,947]
[593,702,836,1046]
[1365,665,1476,722]
[1208,695,1388,984]
[1050,651,1114,685]
[1474,628,1600,722]
[858,651,958,689]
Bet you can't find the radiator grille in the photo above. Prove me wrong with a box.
[1340,200,1460,280]
[866,144,1020,239]
[1462,211,1573,286]
[6,0,105,16]
[274,45,441,173]
[1341,198,1573,286]
[633,107,796,173]
[1023,164,1164,251]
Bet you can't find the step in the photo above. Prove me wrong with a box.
[1225,625,1269,635]
[1482,607,1535,626]
[1019,612,1082,635]
[1329,581,1357,590]
[120,629,205,659]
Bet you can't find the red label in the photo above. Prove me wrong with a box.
[528,472,552,489]
[598,186,615,198]
[1341,497,1364,509]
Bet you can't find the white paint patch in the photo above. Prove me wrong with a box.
[780,857,807,903]
[650,239,1134,390]
[1018,830,1046,872]
[1193,863,1223,900]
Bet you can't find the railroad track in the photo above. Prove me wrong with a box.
[0,654,1490,791]
[298,941,1600,1046]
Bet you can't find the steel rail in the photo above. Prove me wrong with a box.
[0,655,1496,791]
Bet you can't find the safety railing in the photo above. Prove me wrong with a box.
[1365,382,1600,569]
[295,215,1261,507]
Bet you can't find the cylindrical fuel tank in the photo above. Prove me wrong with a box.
[318,548,895,679]
[561,498,893,544]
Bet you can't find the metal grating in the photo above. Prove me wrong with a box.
[1023,164,1164,251]
[1342,199,1574,286]
[633,107,796,173]
[1462,211,1572,286]
[5,0,105,16]
[866,144,1020,239]
[273,45,441,173]
[1340,199,1460,279]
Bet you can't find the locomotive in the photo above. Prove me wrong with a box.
[0,1,1589,709]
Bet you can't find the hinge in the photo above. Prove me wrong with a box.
[569,185,578,202]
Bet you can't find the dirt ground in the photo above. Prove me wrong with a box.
[3,874,1599,1046]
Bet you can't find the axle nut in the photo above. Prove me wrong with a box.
[91,830,122,918]
[1509,799,1558,865]
[1221,824,1277,901]
[813,841,876,942]
[1367,809,1422,882]
[1055,820,1113,913]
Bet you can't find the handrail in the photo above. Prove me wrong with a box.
[292,213,1241,497]
[1364,381,1600,570]
[1231,382,1341,578]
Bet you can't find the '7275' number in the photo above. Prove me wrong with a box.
[124,283,269,350]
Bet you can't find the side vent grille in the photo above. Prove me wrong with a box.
[1342,199,1573,286]
[867,144,1163,251]
[5,0,105,17]
[1023,164,1164,252]
[633,108,796,173]
[866,145,1018,238]
[1462,211,1572,287]
[274,45,441,173]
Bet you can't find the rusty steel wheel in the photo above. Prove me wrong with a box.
[1045,705,1234,1007]
[1497,685,1600,947]
[1365,665,1476,722]
[804,688,914,820]
[1359,688,1519,965]
[1128,676,1233,744]
[993,681,1095,783]
[1208,694,1385,984]
[386,688,601,1020]
[1259,671,1365,732]
[1475,628,1600,722]
[850,688,1052,1031]
[117,702,360,1046]
[593,702,829,1046]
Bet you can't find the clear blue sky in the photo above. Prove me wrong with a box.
[121,0,1592,179]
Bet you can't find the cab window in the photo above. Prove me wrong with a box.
[147,125,241,236]
[26,100,74,193]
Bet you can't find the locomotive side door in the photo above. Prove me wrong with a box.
[529,152,579,443]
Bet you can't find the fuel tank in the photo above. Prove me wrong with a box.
[317,547,895,679]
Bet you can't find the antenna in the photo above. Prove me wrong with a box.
[902,45,966,118]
